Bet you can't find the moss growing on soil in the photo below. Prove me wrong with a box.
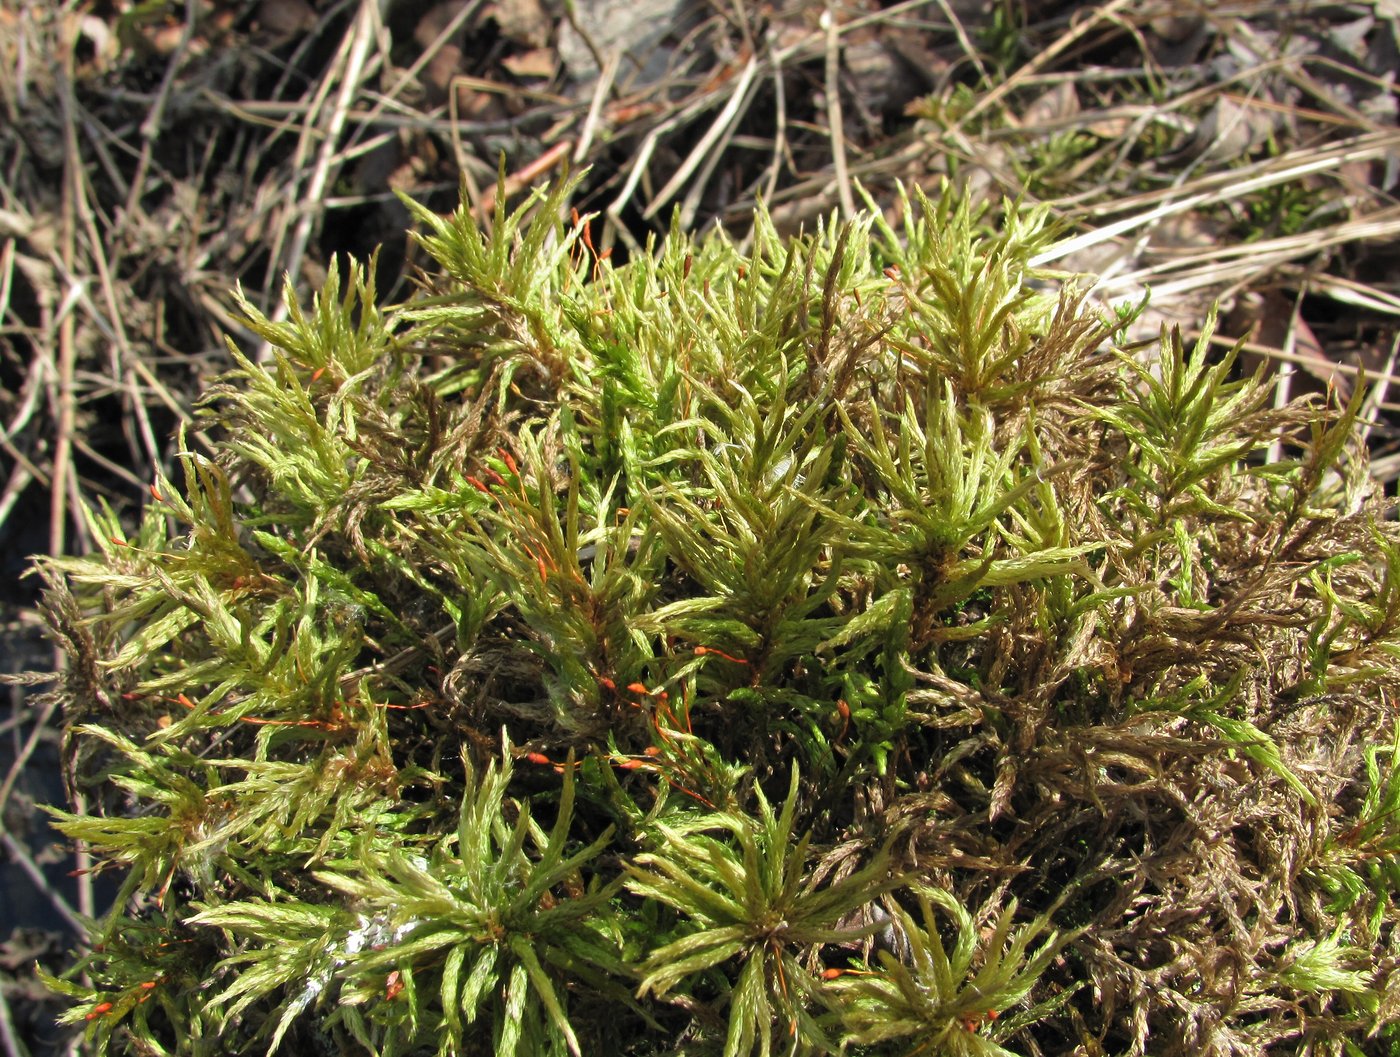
[34,176,1400,1056]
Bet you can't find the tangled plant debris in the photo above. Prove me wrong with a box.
[32,175,1400,1056]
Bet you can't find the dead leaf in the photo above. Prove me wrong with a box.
[487,0,551,49]
[257,0,316,40]
[1153,212,1228,252]
[414,0,470,47]
[1083,114,1136,139]
[453,83,508,121]
[501,47,557,81]
[557,0,691,86]
[1016,82,1079,130]
[1235,289,1347,397]
[1150,14,1205,44]
[424,44,464,102]
[148,21,187,56]
[1187,95,1283,163]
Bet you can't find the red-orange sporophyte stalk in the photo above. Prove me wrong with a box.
[693,645,748,664]
[570,208,612,283]
[833,698,851,746]
[520,678,718,806]
[820,966,875,980]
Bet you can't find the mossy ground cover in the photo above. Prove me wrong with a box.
[6,4,1400,1056]
[28,174,1400,1056]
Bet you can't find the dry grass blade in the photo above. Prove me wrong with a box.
[823,5,856,220]
[958,0,1137,129]
[1033,131,1400,269]
[641,54,760,222]
[258,0,386,360]
[1091,210,1400,300]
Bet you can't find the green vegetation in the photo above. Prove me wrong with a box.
[34,174,1400,1055]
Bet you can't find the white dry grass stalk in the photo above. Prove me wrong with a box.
[641,54,759,223]
[1088,210,1400,301]
[259,0,387,361]
[1032,132,1400,271]
[824,4,856,221]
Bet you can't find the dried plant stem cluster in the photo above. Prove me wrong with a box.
[37,177,1400,1057]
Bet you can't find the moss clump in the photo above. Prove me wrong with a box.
[36,176,1400,1056]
